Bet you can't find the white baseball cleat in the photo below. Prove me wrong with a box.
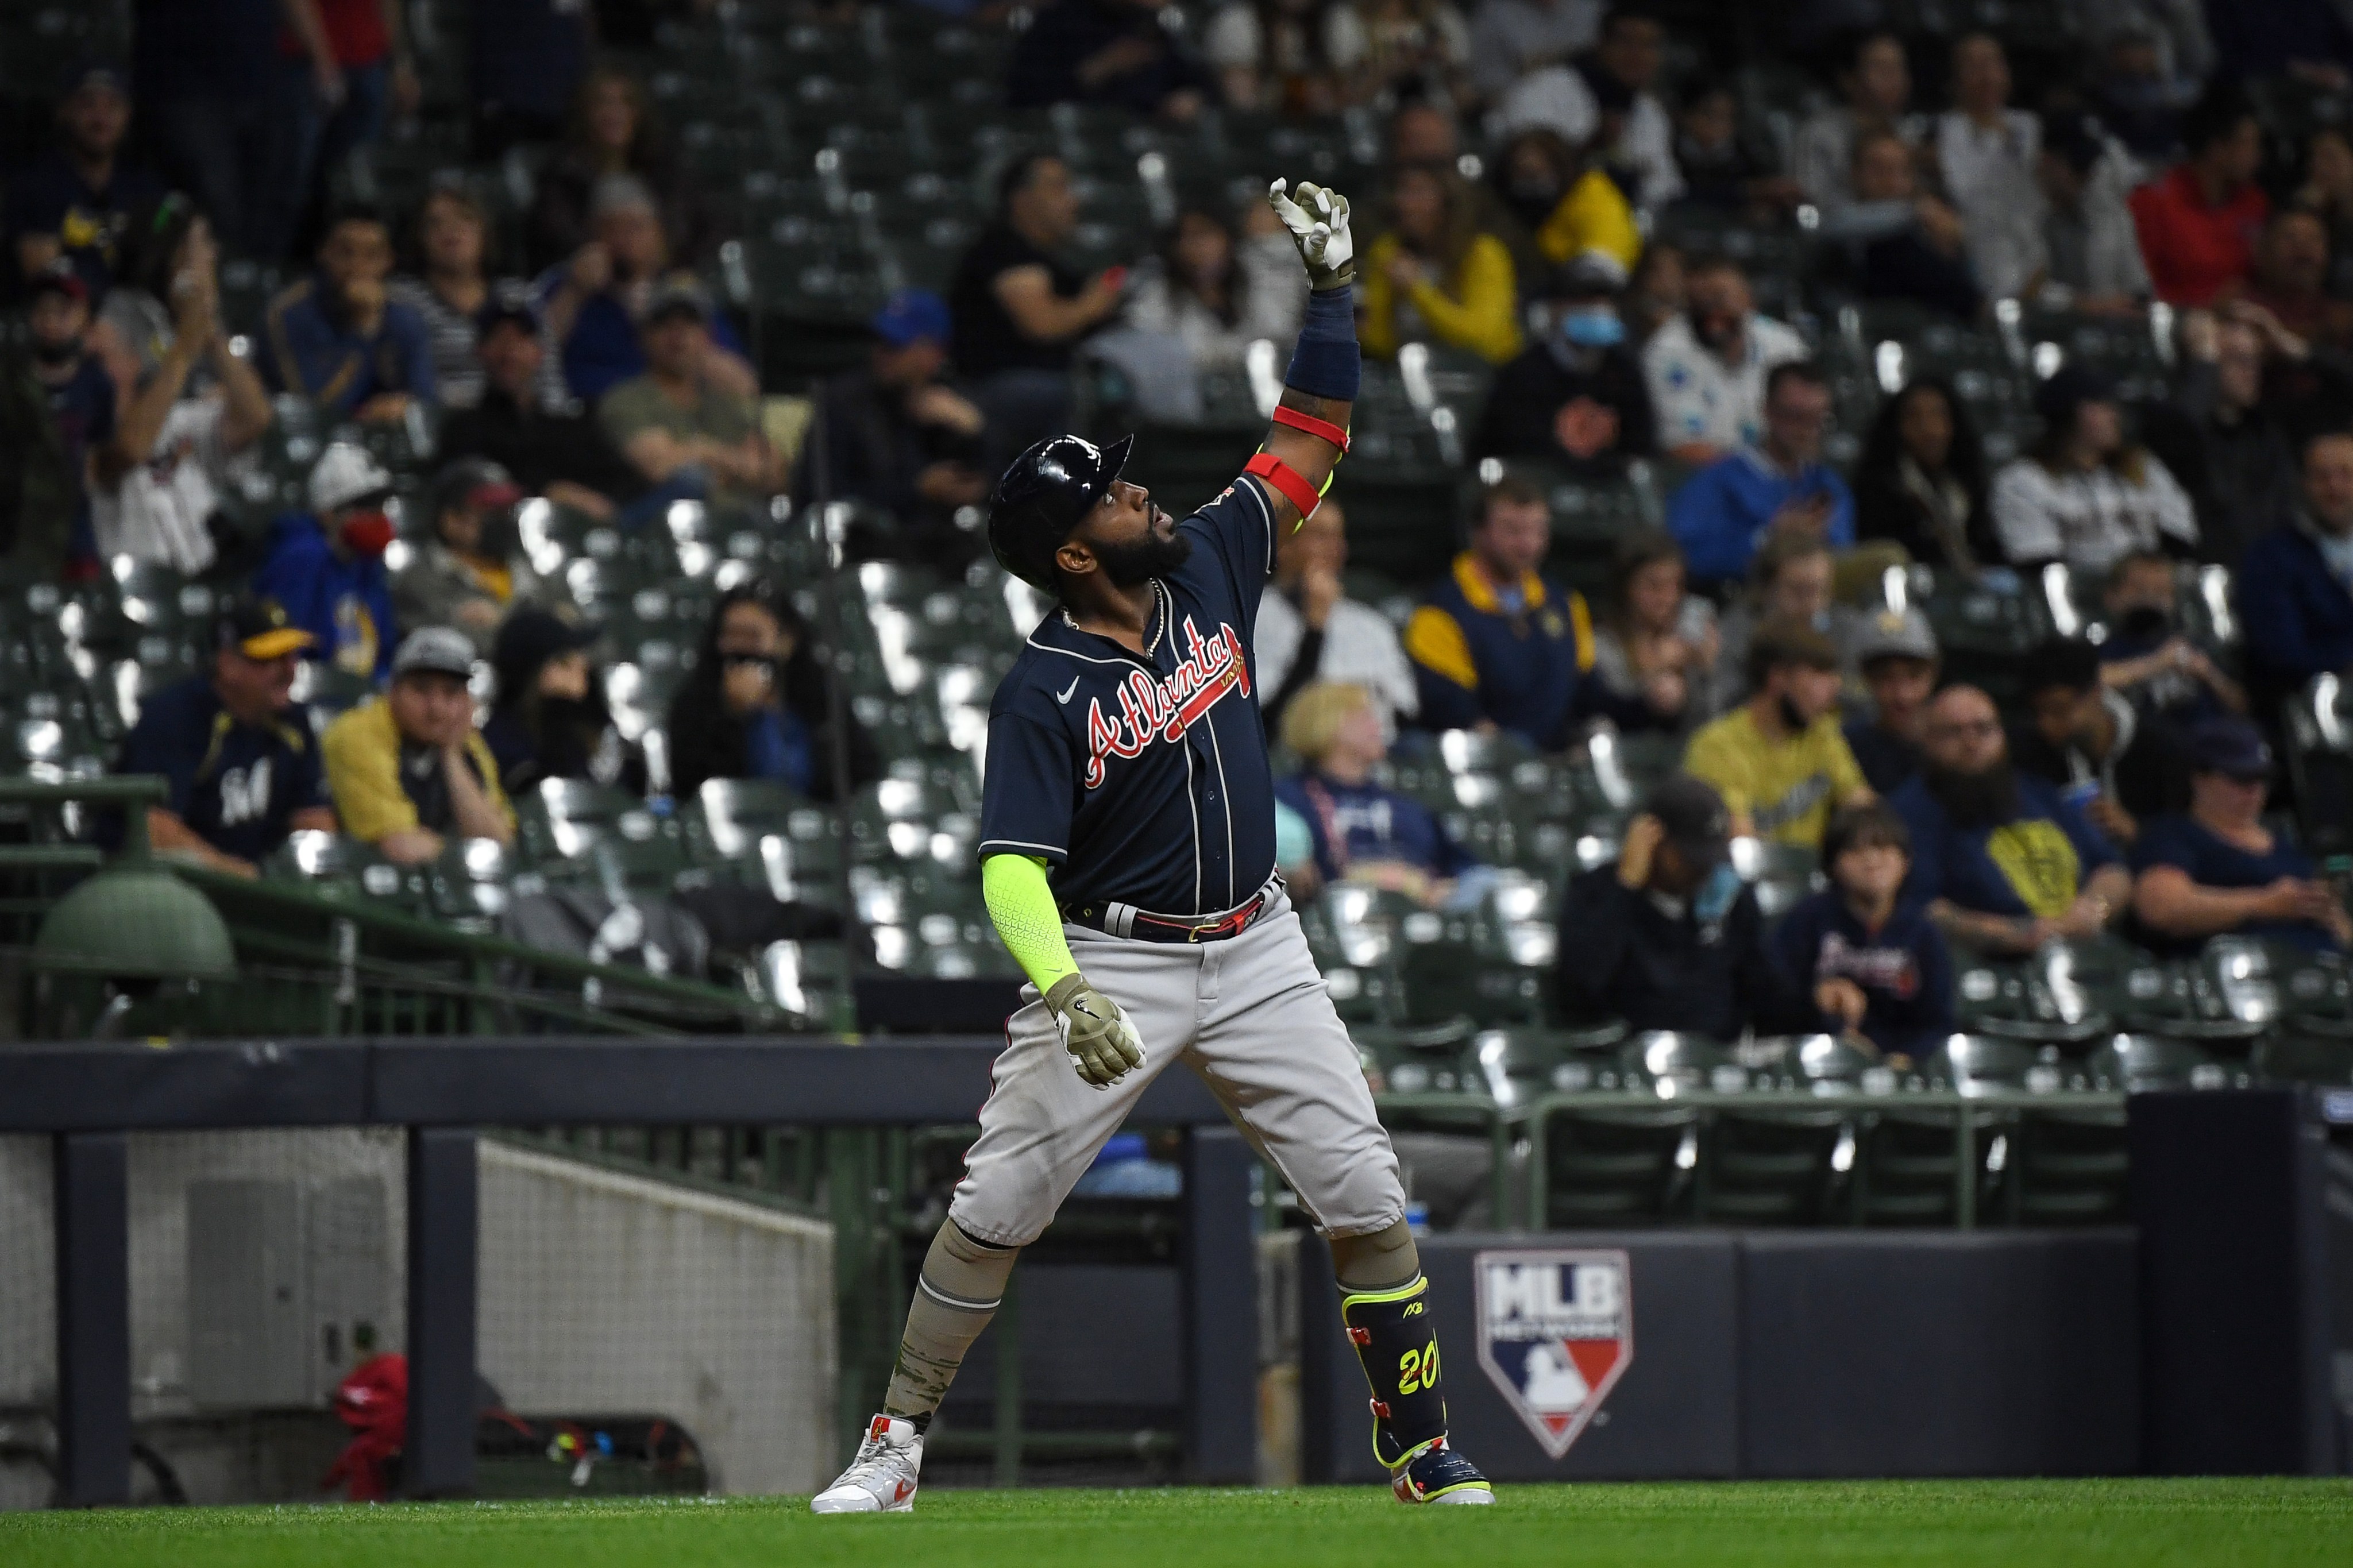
[811,1414,925,1514]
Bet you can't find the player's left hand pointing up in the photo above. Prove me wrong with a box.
[1044,974,1145,1088]
[1268,180,1355,290]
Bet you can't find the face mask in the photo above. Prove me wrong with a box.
[1695,861,1742,924]
[338,512,395,558]
[1559,307,1625,349]
[2116,605,2171,642]
[1777,693,1812,733]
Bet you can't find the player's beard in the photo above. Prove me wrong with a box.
[1092,520,1193,587]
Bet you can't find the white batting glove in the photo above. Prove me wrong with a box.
[1044,974,1145,1089]
[1268,179,1355,291]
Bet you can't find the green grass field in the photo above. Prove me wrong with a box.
[5,1479,2350,1567]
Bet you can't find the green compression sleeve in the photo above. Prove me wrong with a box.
[982,853,1081,995]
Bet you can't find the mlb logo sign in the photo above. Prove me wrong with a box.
[1473,1249,1632,1458]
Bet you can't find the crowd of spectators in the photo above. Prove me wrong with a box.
[13,0,2353,1055]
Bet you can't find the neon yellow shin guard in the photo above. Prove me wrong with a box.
[1340,1274,1449,1469]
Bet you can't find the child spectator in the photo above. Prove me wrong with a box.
[251,441,399,679]
[1773,801,1955,1059]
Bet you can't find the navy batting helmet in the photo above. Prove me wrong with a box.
[987,432,1134,589]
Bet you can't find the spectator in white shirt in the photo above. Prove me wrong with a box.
[1789,30,1930,217]
[1205,0,1372,114]
[1641,253,1808,464]
[1991,365,2197,575]
[1935,33,2046,300]
[1125,204,1306,370]
[1467,0,1602,100]
[1257,496,1419,736]
[1495,7,1683,212]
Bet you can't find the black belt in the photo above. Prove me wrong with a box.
[1063,874,1283,944]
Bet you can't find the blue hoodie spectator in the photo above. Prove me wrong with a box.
[1773,890,1955,1057]
[249,443,401,681]
[1667,362,1855,586]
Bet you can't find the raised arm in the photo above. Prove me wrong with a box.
[1252,180,1360,531]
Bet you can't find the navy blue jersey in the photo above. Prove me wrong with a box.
[979,476,1281,916]
[111,675,328,862]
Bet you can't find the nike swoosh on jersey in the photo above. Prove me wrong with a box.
[1056,677,1081,704]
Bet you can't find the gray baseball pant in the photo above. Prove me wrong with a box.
[948,891,1407,1248]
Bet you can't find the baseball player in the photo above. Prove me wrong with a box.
[812,179,1492,1513]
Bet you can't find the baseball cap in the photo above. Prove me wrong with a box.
[430,457,524,519]
[27,257,88,307]
[391,627,479,681]
[307,441,395,514]
[1853,606,1938,666]
[477,280,542,336]
[1646,774,1733,871]
[2186,717,2274,781]
[643,274,714,327]
[871,288,952,347]
[215,597,315,662]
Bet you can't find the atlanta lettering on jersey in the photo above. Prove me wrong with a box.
[1082,616,1253,789]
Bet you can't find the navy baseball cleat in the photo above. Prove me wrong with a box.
[1389,1436,1494,1505]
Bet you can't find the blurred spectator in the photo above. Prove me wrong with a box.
[1497,7,1683,211]
[600,278,783,508]
[470,0,592,157]
[1825,128,1981,320]
[2096,548,2245,726]
[1405,474,1617,744]
[266,0,420,263]
[324,627,518,864]
[2142,311,2301,569]
[1554,774,1814,1037]
[88,201,272,574]
[132,0,277,258]
[950,155,1125,462]
[1641,254,1807,464]
[1934,33,2044,301]
[2205,0,2353,83]
[1772,801,1955,1059]
[1256,496,1418,735]
[1356,0,1474,103]
[1707,530,1862,712]
[526,66,713,273]
[1206,0,1371,114]
[389,185,556,412]
[1621,239,1684,347]
[2085,20,2199,161]
[1588,527,1719,733]
[666,581,878,802]
[1673,76,1802,219]
[1275,682,1479,906]
[483,607,642,796]
[1487,128,1641,278]
[1989,366,2196,574]
[437,286,643,523]
[1468,0,1600,99]
[1390,98,1464,167]
[1789,30,1926,217]
[1667,362,1855,588]
[2034,111,2154,313]
[2292,129,2353,292]
[2078,0,2214,101]
[799,289,991,566]
[1851,379,1995,577]
[5,61,162,300]
[1843,607,1939,793]
[2130,86,2269,308]
[2013,635,2190,851]
[111,598,335,876]
[2239,432,2353,709]
[2132,717,2351,952]
[263,200,435,422]
[1125,206,1306,369]
[1683,617,1870,847]
[253,441,399,679]
[20,264,115,577]
[1361,164,1523,364]
[1890,683,2130,956]
[539,175,753,408]
[1472,255,1654,477]
[1008,0,1214,121]
[394,458,561,640]
[2239,210,2353,352]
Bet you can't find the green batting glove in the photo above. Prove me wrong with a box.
[1268,179,1355,291]
[1044,974,1145,1089]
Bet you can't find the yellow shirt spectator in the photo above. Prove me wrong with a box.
[1361,165,1524,365]
[323,694,515,845]
[1537,169,1642,273]
[1683,706,1868,849]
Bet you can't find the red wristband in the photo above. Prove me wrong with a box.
[1246,451,1323,518]
[1271,404,1351,452]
